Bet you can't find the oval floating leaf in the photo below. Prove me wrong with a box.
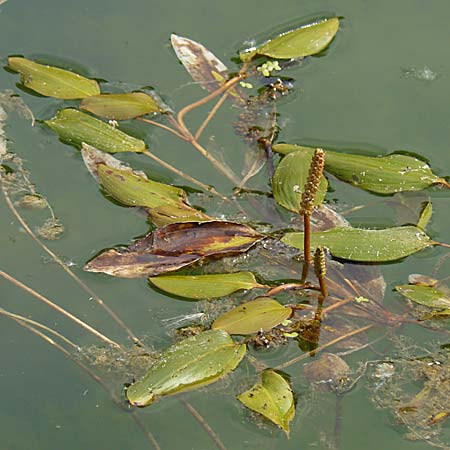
[272,150,327,212]
[45,109,146,153]
[212,297,292,334]
[395,285,450,309]
[84,221,263,278]
[240,17,339,62]
[273,144,444,194]
[80,92,164,120]
[127,329,246,406]
[7,57,100,99]
[282,225,432,262]
[149,272,263,299]
[238,370,295,435]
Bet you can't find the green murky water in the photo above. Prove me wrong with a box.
[1,0,450,449]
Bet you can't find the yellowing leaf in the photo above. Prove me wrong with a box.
[212,297,292,334]
[80,92,164,120]
[149,272,263,299]
[8,57,100,99]
[45,109,146,153]
[238,370,295,435]
[127,330,246,406]
[282,226,432,262]
[240,17,339,61]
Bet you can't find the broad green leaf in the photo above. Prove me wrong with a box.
[240,17,339,62]
[148,203,211,227]
[395,285,450,309]
[80,92,163,120]
[272,150,327,212]
[417,201,432,230]
[273,144,444,194]
[7,57,100,99]
[281,226,432,262]
[45,109,146,153]
[126,330,246,406]
[149,272,264,299]
[212,297,292,334]
[98,164,184,208]
[238,370,295,435]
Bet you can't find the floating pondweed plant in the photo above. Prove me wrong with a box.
[2,13,450,450]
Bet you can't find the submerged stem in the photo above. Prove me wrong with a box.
[137,117,189,140]
[194,90,229,141]
[0,269,123,349]
[142,150,228,200]
[180,399,228,450]
[0,180,141,345]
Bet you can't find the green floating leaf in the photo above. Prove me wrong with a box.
[417,201,432,230]
[282,226,432,262]
[395,285,450,309]
[212,297,292,335]
[7,57,100,99]
[97,164,211,226]
[273,144,444,194]
[272,150,328,212]
[80,92,164,120]
[149,272,263,299]
[238,370,295,435]
[126,329,246,406]
[240,17,339,62]
[45,109,146,153]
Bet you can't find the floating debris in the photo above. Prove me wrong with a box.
[401,66,439,82]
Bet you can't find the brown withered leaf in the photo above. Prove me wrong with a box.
[84,221,263,278]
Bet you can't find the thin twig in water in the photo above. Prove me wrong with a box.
[0,269,122,349]
[0,179,141,345]
[275,324,374,370]
[0,307,79,349]
[2,313,162,450]
[194,91,229,140]
[142,150,228,200]
[180,398,228,450]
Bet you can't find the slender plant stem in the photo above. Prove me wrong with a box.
[265,283,314,297]
[275,324,374,370]
[180,399,228,450]
[438,178,450,189]
[142,150,228,200]
[136,117,188,141]
[0,180,141,345]
[0,269,122,349]
[130,411,163,450]
[301,213,311,283]
[3,314,161,450]
[177,76,241,135]
[333,394,344,450]
[0,307,79,349]
[318,276,328,298]
[194,91,229,141]
[434,241,450,249]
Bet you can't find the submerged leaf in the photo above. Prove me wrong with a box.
[395,285,450,309]
[80,92,164,120]
[240,17,339,62]
[272,150,327,212]
[7,57,100,99]
[282,226,432,262]
[273,144,444,194]
[212,297,292,334]
[417,201,432,230]
[149,272,264,299]
[84,221,263,278]
[45,109,146,153]
[238,370,294,435]
[127,329,246,406]
[171,34,229,93]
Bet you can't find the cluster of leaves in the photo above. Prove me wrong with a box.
[5,15,450,437]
